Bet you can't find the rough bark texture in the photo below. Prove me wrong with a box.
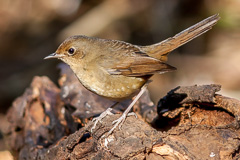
[2,64,240,160]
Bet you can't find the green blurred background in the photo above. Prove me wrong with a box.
[1,0,240,158]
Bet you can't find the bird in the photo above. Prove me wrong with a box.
[44,14,220,135]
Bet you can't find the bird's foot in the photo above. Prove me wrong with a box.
[91,108,114,132]
[107,112,137,136]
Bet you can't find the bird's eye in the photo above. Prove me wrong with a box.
[68,48,75,55]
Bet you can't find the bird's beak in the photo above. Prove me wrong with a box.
[44,53,65,59]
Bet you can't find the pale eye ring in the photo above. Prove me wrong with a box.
[68,48,75,55]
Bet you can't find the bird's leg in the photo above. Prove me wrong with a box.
[91,102,118,132]
[107,82,149,135]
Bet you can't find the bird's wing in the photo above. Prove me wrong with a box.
[98,40,176,77]
[104,56,176,77]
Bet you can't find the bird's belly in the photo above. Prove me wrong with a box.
[77,72,147,100]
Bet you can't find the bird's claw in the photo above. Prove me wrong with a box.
[107,112,138,135]
[127,112,137,118]
[91,108,114,132]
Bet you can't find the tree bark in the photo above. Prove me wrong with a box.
[2,64,240,160]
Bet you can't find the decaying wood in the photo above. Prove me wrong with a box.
[155,84,240,159]
[2,64,240,160]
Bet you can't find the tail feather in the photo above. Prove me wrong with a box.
[141,14,220,61]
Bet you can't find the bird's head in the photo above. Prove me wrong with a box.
[44,35,88,66]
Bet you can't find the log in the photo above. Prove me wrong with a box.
[2,64,240,159]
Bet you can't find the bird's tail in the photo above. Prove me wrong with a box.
[141,14,220,62]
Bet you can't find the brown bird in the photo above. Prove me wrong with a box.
[45,14,220,135]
